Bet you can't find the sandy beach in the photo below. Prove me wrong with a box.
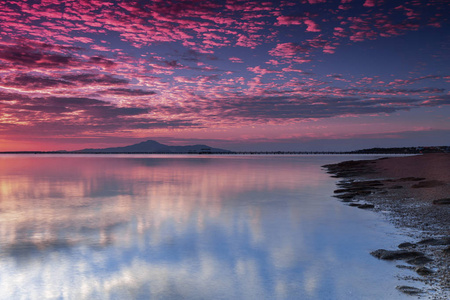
[323,153,450,298]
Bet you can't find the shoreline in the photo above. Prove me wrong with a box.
[323,153,450,298]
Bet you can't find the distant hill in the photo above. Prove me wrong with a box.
[77,140,232,154]
[350,146,450,154]
[3,143,448,155]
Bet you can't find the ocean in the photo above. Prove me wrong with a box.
[0,154,419,299]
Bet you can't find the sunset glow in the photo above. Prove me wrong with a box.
[0,0,449,151]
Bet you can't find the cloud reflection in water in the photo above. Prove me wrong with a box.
[0,155,411,299]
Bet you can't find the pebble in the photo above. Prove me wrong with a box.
[415,266,434,276]
[396,285,423,295]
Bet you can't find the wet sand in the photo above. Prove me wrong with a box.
[323,153,450,298]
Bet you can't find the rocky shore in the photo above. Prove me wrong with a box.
[323,153,450,299]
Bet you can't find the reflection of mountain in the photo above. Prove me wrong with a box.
[77,139,231,153]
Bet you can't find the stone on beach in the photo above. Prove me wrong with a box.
[432,198,450,205]
[411,180,445,188]
[370,249,425,260]
[415,266,434,276]
[417,237,450,246]
[398,242,415,249]
[389,185,403,189]
[406,256,433,266]
[396,177,426,182]
[356,203,374,209]
[396,286,423,295]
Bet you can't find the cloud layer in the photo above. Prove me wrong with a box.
[0,0,448,149]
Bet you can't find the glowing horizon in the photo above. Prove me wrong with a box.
[0,0,449,151]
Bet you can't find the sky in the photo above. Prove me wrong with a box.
[0,0,449,151]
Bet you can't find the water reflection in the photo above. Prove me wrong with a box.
[0,155,411,299]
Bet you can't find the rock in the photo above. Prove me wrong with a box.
[370,249,424,260]
[406,256,433,265]
[340,198,353,203]
[348,203,361,207]
[417,238,437,245]
[396,265,414,270]
[334,193,356,200]
[336,180,383,189]
[443,246,450,254]
[417,237,450,246]
[411,180,445,188]
[355,190,372,196]
[398,242,415,249]
[322,160,376,178]
[396,286,423,295]
[397,177,426,182]
[415,266,434,276]
[389,185,403,189]
[432,198,450,205]
[370,249,388,258]
[334,188,373,194]
[357,204,374,209]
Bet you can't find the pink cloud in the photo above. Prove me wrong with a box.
[269,43,307,58]
[0,0,448,149]
[338,4,352,10]
[266,59,281,65]
[292,58,313,64]
[307,0,327,4]
[229,57,243,63]
[304,19,321,32]
[236,34,260,48]
[174,75,219,84]
[363,0,376,7]
[90,44,113,52]
[387,75,444,86]
[281,66,305,73]
[323,45,336,54]
[428,21,441,28]
[247,66,281,75]
[276,16,303,26]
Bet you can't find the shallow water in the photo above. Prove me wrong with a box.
[0,155,419,299]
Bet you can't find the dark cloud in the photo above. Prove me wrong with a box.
[44,97,106,107]
[0,72,133,90]
[105,88,157,96]
[155,93,447,122]
[0,44,75,68]
[0,74,73,90]
[86,105,148,118]
[181,50,218,62]
[1,94,146,118]
[88,56,117,69]
[422,95,450,106]
[128,119,200,129]
[61,74,129,85]
[0,90,30,101]
[333,88,445,96]
[162,60,186,69]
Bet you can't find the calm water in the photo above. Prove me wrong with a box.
[0,155,419,299]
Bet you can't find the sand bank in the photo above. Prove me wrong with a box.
[323,153,450,299]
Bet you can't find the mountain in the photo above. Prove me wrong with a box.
[77,140,232,153]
